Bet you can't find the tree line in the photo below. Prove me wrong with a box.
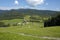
[44,13,60,27]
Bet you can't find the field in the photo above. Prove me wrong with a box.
[0,19,60,40]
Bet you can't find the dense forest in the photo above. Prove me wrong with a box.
[44,14,60,27]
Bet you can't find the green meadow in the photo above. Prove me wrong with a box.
[0,19,60,40]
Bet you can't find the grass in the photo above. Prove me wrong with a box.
[0,19,60,40]
[0,27,60,40]
[0,26,60,37]
[0,19,23,24]
[0,32,49,40]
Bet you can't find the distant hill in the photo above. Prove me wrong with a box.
[0,10,8,13]
[0,9,60,20]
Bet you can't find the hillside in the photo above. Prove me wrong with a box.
[0,9,59,20]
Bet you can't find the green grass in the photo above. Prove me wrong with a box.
[0,26,60,37]
[0,19,23,23]
[0,19,60,40]
[0,32,49,40]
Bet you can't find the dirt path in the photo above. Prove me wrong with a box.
[0,31,60,40]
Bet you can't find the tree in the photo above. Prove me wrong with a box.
[0,22,10,27]
[24,15,31,22]
[44,14,60,27]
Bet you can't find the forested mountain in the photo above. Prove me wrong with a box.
[0,9,60,20]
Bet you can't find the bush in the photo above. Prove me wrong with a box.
[0,22,10,27]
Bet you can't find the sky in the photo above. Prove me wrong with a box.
[0,0,60,11]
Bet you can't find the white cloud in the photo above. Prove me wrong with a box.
[26,0,44,6]
[14,0,19,5]
[0,6,20,10]
[0,7,10,10]
[56,8,59,10]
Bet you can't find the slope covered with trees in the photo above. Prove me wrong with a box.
[0,9,59,20]
[44,12,60,27]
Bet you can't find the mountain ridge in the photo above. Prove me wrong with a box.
[0,9,60,20]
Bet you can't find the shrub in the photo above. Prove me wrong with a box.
[0,22,10,27]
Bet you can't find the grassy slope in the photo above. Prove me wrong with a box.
[0,32,49,40]
[0,26,60,37]
[0,27,60,40]
[0,19,60,40]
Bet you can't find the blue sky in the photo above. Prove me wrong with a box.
[0,0,60,11]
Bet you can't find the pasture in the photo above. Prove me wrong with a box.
[0,19,60,40]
